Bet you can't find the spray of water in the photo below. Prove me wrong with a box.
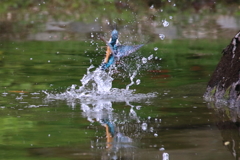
[43,51,159,139]
[44,55,157,104]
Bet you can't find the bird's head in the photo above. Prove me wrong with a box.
[111,29,118,41]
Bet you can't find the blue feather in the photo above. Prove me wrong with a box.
[115,44,144,58]
[102,119,115,137]
[100,30,144,70]
[100,55,115,70]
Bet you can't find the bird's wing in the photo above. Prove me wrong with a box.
[116,44,144,57]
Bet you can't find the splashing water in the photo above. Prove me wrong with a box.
[80,65,113,93]
[81,100,114,123]
[126,71,137,90]
[44,64,157,104]
[163,153,170,160]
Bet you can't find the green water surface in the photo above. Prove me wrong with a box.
[0,38,234,160]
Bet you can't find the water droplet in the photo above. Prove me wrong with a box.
[159,34,165,40]
[169,16,173,19]
[148,54,153,60]
[48,60,50,63]
[159,147,165,151]
[142,57,147,64]
[154,133,158,137]
[150,4,154,9]
[163,153,169,160]
[48,134,51,137]
[30,58,33,60]
[136,79,141,85]
[150,127,154,132]
[56,51,59,54]
[224,141,230,146]
[141,123,147,131]
[162,20,169,27]
[154,47,158,51]
[148,116,151,120]
[136,106,141,110]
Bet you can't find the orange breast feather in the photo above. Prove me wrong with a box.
[104,46,112,63]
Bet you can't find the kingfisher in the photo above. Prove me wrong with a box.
[100,29,144,70]
[102,119,133,150]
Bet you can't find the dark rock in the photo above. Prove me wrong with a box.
[204,31,240,107]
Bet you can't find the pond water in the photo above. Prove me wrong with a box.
[0,1,240,160]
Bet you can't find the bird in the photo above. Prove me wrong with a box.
[103,29,120,64]
[102,119,133,150]
[100,29,144,70]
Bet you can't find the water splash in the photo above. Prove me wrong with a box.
[81,100,114,123]
[126,71,137,90]
[163,153,170,160]
[44,65,157,104]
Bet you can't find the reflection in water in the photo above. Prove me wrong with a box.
[81,100,168,160]
[163,153,170,160]
[81,100,136,159]
[208,102,240,159]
